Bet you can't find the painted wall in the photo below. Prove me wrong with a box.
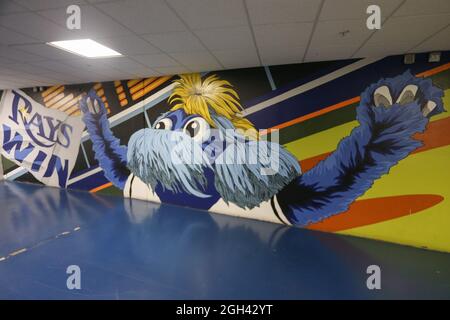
[1,52,449,252]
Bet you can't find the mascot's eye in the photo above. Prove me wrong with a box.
[183,117,210,142]
[154,118,172,130]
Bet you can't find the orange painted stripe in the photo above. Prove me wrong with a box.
[90,182,113,193]
[52,94,73,110]
[65,103,81,115]
[93,83,102,90]
[131,76,171,101]
[116,85,124,94]
[299,115,450,171]
[416,62,450,77]
[46,92,65,107]
[120,99,128,107]
[261,97,360,135]
[44,86,64,103]
[59,96,81,113]
[118,92,126,100]
[42,85,61,98]
[261,62,450,135]
[307,194,444,232]
[96,88,105,97]
[130,78,158,95]
[127,79,141,87]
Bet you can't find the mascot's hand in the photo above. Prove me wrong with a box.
[80,89,108,119]
[357,72,444,130]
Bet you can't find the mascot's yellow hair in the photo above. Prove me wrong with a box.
[168,73,258,139]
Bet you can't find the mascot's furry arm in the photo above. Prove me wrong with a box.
[79,90,129,189]
[277,71,445,227]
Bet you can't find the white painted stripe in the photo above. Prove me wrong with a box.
[67,166,103,185]
[264,66,276,90]
[241,57,382,116]
[4,167,25,180]
[274,194,291,226]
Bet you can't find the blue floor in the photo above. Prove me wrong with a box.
[0,181,449,299]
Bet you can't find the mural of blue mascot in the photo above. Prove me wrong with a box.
[80,71,444,227]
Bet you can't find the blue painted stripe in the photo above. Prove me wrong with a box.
[247,52,450,129]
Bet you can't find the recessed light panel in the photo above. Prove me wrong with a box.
[47,39,122,58]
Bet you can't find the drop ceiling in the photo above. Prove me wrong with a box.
[0,0,449,89]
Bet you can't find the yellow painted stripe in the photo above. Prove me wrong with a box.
[42,85,61,98]
[59,97,80,113]
[127,79,141,87]
[96,88,105,97]
[284,88,450,160]
[131,76,171,101]
[46,92,65,107]
[338,146,450,253]
[116,85,124,94]
[51,93,73,110]
[43,86,64,103]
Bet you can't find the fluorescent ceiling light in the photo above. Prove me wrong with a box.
[47,39,122,58]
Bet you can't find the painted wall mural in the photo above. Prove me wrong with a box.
[1,52,450,252]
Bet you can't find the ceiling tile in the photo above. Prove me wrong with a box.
[354,42,414,58]
[259,46,306,66]
[309,19,374,47]
[96,35,161,55]
[0,1,29,15]
[28,60,91,76]
[61,58,117,75]
[128,69,161,78]
[0,25,38,45]
[97,0,186,34]
[320,0,402,21]
[247,0,320,25]
[0,44,47,62]
[167,0,247,30]
[132,53,180,68]
[394,0,450,17]
[142,31,205,53]
[14,43,82,60]
[169,51,222,71]
[5,62,55,75]
[0,12,72,41]
[14,0,86,11]
[412,25,450,53]
[212,48,260,69]
[368,14,450,45]
[305,44,359,62]
[0,65,21,75]
[195,26,255,51]
[96,56,152,74]
[254,22,313,48]
[152,66,191,76]
[39,5,132,39]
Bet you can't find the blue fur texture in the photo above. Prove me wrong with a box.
[213,116,301,209]
[127,128,211,198]
[278,71,445,226]
[80,90,129,189]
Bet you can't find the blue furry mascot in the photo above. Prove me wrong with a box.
[80,72,444,227]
